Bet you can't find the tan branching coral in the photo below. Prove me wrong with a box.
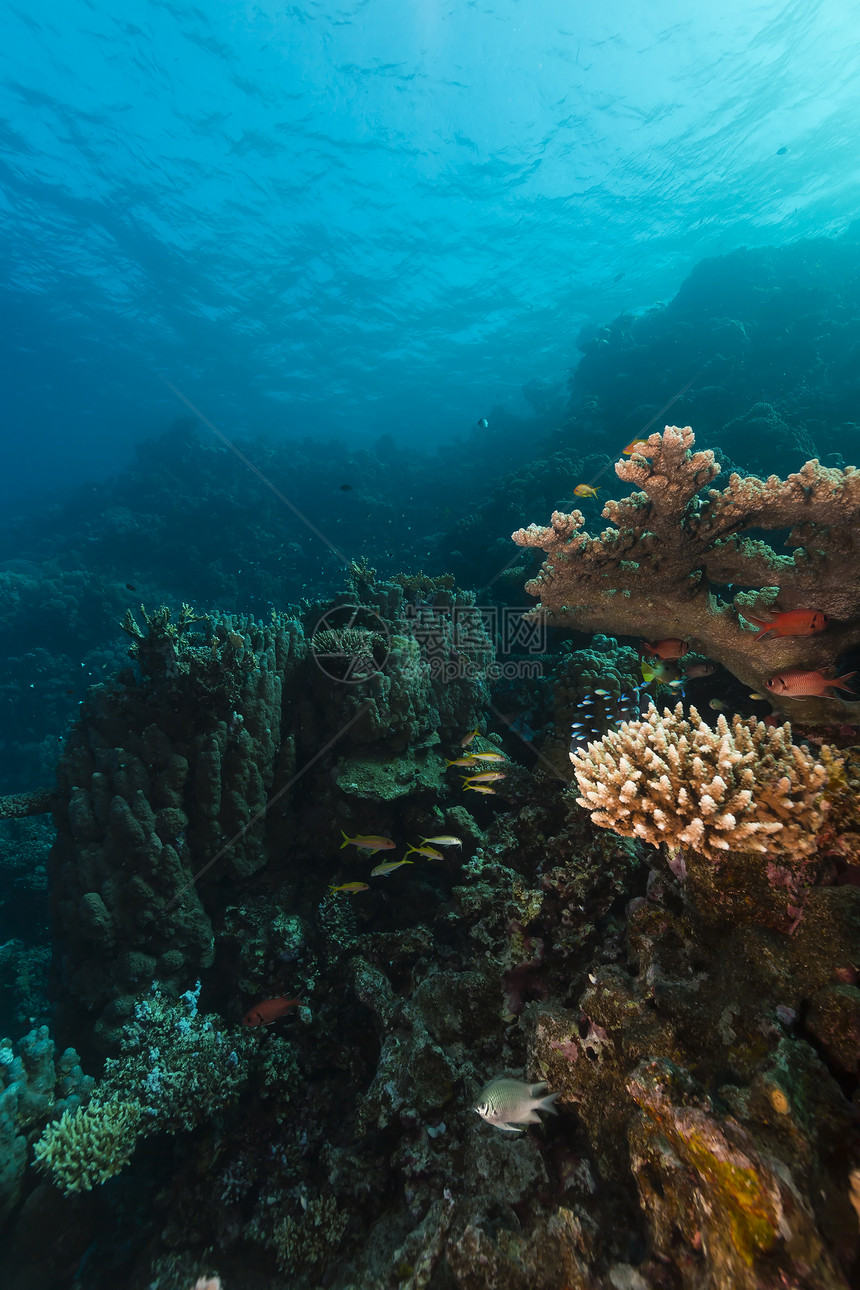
[571,703,837,862]
[512,425,860,722]
[33,1099,141,1194]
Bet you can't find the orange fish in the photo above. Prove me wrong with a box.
[622,438,651,456]
[573,484,600,498]
[242,995,303,1027]
[641,638,688,660]
[765,669,856,699]
[744,609,829,641]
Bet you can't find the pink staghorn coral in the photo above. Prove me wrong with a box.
[512,425,860,723]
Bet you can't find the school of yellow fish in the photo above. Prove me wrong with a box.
[331,731,508,893]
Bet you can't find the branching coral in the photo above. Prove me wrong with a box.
[121,603,267,705]
[571,703,837,862]
[99,981,255,1134]
[33,1099,141,1194]
[512,425,860,722]
[0,1025,93,1218]
[33,983,258,1196]
[246,1192,348,1273]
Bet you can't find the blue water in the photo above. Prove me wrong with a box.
[3,0,860,506]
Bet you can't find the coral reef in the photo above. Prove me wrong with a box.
[33,982,258,1195]
[531,872,860,1290]
[0,790,55,820]
[550,635,642,779]
[572,702,836,861]
[513,425,860,722]
[49,605,305,1042]
[33,1099,141,1194]
[564,236,860,475]
[0,1025,92,1219]
[4,298,860,1286]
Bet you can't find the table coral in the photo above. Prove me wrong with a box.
[512,424,860,722]
[571,702,836,862]
[0,790,55,820]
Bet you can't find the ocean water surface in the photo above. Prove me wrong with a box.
[3,0,859,500]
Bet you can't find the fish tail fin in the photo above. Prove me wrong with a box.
[834,671,857,692]
[744,614,774,640]
[538,1091,560,1115]
[340,830,351,848]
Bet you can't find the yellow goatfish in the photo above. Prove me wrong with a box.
[461,727,480,747]
[371,859,414,877]
[466,751,507,762]
[420,835,463,848]
[340,831,396,854]
[330,882,370,893]
[463,772,506,784]
[405,843,444,861]
[464,783,497,795]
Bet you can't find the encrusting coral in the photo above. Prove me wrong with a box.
[512,424,860,722]
[571,702,836,862]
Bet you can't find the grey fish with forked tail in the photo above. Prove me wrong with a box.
[473,1077,559,1131]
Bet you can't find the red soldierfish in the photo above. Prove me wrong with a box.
[242,996,303,1027]
[745,609,828,641]
[765,669,856,698]
[641,638,688,660]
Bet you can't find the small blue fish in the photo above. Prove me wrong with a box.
[569,685,640,762]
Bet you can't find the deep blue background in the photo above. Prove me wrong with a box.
[2,0,859,505]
